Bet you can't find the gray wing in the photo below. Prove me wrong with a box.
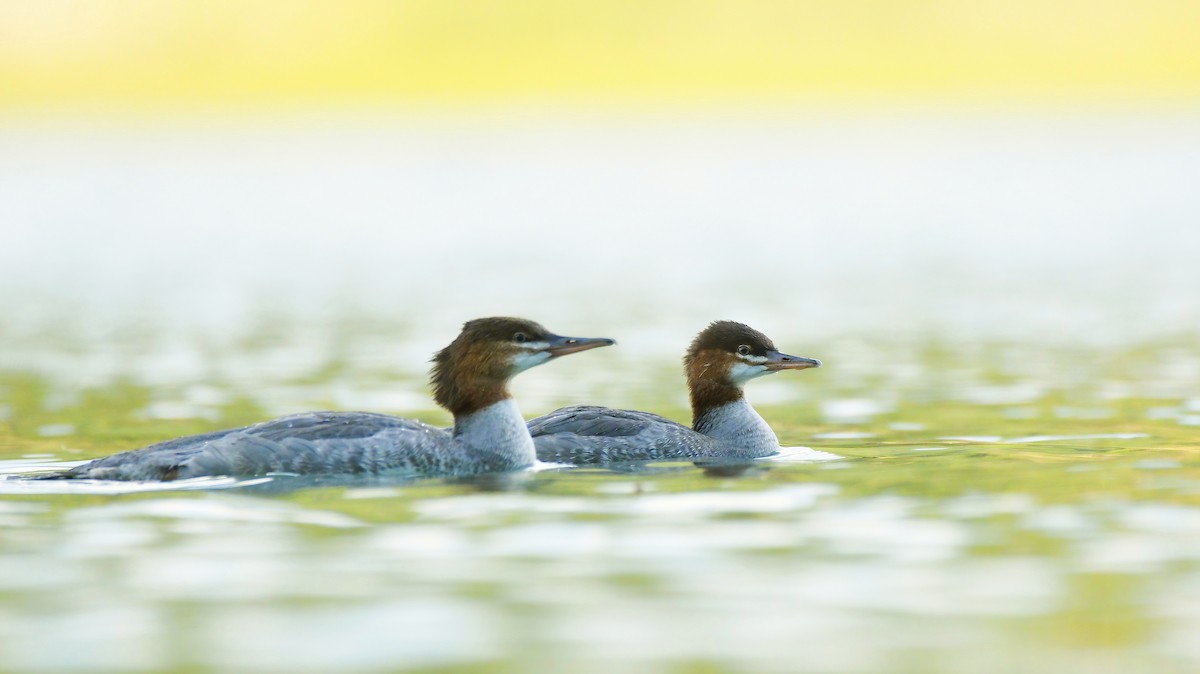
[63,411,452,481]
[529,405,719,464]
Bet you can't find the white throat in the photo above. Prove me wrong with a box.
[511,345,552,374]
[453,398,537,469]
[694,397,779,456]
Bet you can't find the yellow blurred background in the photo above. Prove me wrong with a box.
[3,0,1199,350]
[2,0,1199,110]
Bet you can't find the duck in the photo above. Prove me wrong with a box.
[529,321,819,463]
[52,317,614,480]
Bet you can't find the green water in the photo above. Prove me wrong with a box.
[2,331,1198,674]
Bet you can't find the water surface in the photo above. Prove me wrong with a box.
[2,329,1198,674]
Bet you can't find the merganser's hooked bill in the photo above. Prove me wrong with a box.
[529,320,820,464]
[45,318,614,481]
[763,351,822,371]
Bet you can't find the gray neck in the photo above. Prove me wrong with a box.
[452,398,537,470]
[693,397,779,457]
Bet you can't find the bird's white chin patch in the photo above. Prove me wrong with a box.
[730,362,770,384]
[512,347,552,374]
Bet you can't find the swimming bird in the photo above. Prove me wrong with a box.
[52,318,614,481]
[529,321,819,463]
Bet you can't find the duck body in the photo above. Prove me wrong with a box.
[531,406,720,464]
[65,405,529,481]
[530,398,780,463]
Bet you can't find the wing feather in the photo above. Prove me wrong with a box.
[529,405,717,464]
[64,411,451,481]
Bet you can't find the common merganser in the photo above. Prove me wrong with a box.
[51,318,614,480]
[529,321,819,463]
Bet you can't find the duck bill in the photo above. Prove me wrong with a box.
[544,335,616,358]
[763,350,822,371]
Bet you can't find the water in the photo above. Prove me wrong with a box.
[1,109,1199,673]
[2,331,1198,673]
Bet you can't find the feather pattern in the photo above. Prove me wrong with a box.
[529,405,769,464]
[61,411,487,481]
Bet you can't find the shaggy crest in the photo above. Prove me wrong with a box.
[682,320,777,417]
[431,317,550,416]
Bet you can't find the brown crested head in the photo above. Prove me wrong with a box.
[431,317,551,416]
[431,317,616,417]
[683,320,821,421]
[684,321,775,413]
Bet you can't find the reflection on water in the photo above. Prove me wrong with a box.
[1,112,1199,673]
[3,451,1200,673]
[2,332,1199,673]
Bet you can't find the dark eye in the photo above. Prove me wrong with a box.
[737,345,751,356]
[514,332,528,343]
